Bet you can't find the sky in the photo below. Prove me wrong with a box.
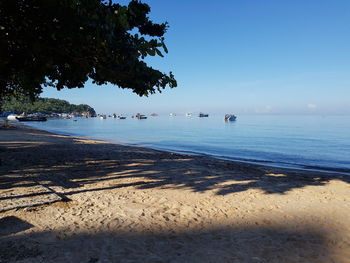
[42,0,350,115]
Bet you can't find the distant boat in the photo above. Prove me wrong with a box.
[186,112,192,117]
[100,115,107,119]
[224,114,237,122]
[117,116,126,119]
[7,114,19,120]
[16,116,47,122]
[151,113,158,117]
[198,112,209,117]
[135,113,147,119]
[169,113,176,116]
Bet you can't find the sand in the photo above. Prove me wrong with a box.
[0,122,349,263]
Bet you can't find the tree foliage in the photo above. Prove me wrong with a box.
[2,97,96,115]
[0,0,177,100]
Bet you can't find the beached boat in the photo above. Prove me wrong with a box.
[224,114,237,121]
[16,116,47,122]
[198,113,209,117]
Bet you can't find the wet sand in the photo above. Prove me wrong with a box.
[1,122,349,262]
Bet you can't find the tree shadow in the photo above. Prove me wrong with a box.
[0,221,345,262]
[0,216,34,236]
[0,126,349,203]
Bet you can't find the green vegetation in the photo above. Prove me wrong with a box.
[1,97,96,116]
[0,0,177,100]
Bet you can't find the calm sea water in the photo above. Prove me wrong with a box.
[25,115,350,174]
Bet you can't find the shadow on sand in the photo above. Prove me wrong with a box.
[0,217,343,263]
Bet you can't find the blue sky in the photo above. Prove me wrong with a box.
[42,0,350,115]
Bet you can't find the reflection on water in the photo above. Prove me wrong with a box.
[25,115,350,174]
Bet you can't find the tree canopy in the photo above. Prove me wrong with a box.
[0,0,177,101]
[2,97,96,115]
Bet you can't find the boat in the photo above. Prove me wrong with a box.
[151,113,158,117]
[186,112,192,117]
[198,112,209,117]
[16,116,47,122]
[224,114,237,121]
[169,113,176,116]
[117,116,126,119]
[100,115,107,119]
[7,114,19,120]
[135,113,147,119]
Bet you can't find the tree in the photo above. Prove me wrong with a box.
[1,97,97,115]
[0,0,177,101]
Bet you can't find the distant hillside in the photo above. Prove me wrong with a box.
[1,97,96,116]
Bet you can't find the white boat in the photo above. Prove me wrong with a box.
[186,112,192,117]
[224,114,237,121]
[7,114,19,120]
[169,113,176,116]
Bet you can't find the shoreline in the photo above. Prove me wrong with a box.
[18,120,350,176]
[1,122,349,262]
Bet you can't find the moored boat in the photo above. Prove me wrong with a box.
[7,114,19,120]
[135,113,147,119]
[224,114,237,121]
[198,112,209,117]
[16,116,47,122]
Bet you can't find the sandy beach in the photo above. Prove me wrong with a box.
[0,122,349,263]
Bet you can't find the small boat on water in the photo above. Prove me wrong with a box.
[7,114,19,120]
[16,116,47,122]
[151,113,158,117]
[169,113,176,116]
[135,113,147,119]
[100,115,107,119]
[224,114,237,121]
[186,112,192,117]
[117,116,126,119]
[198,112,209,117]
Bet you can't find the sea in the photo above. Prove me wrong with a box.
[25,114,350,175]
